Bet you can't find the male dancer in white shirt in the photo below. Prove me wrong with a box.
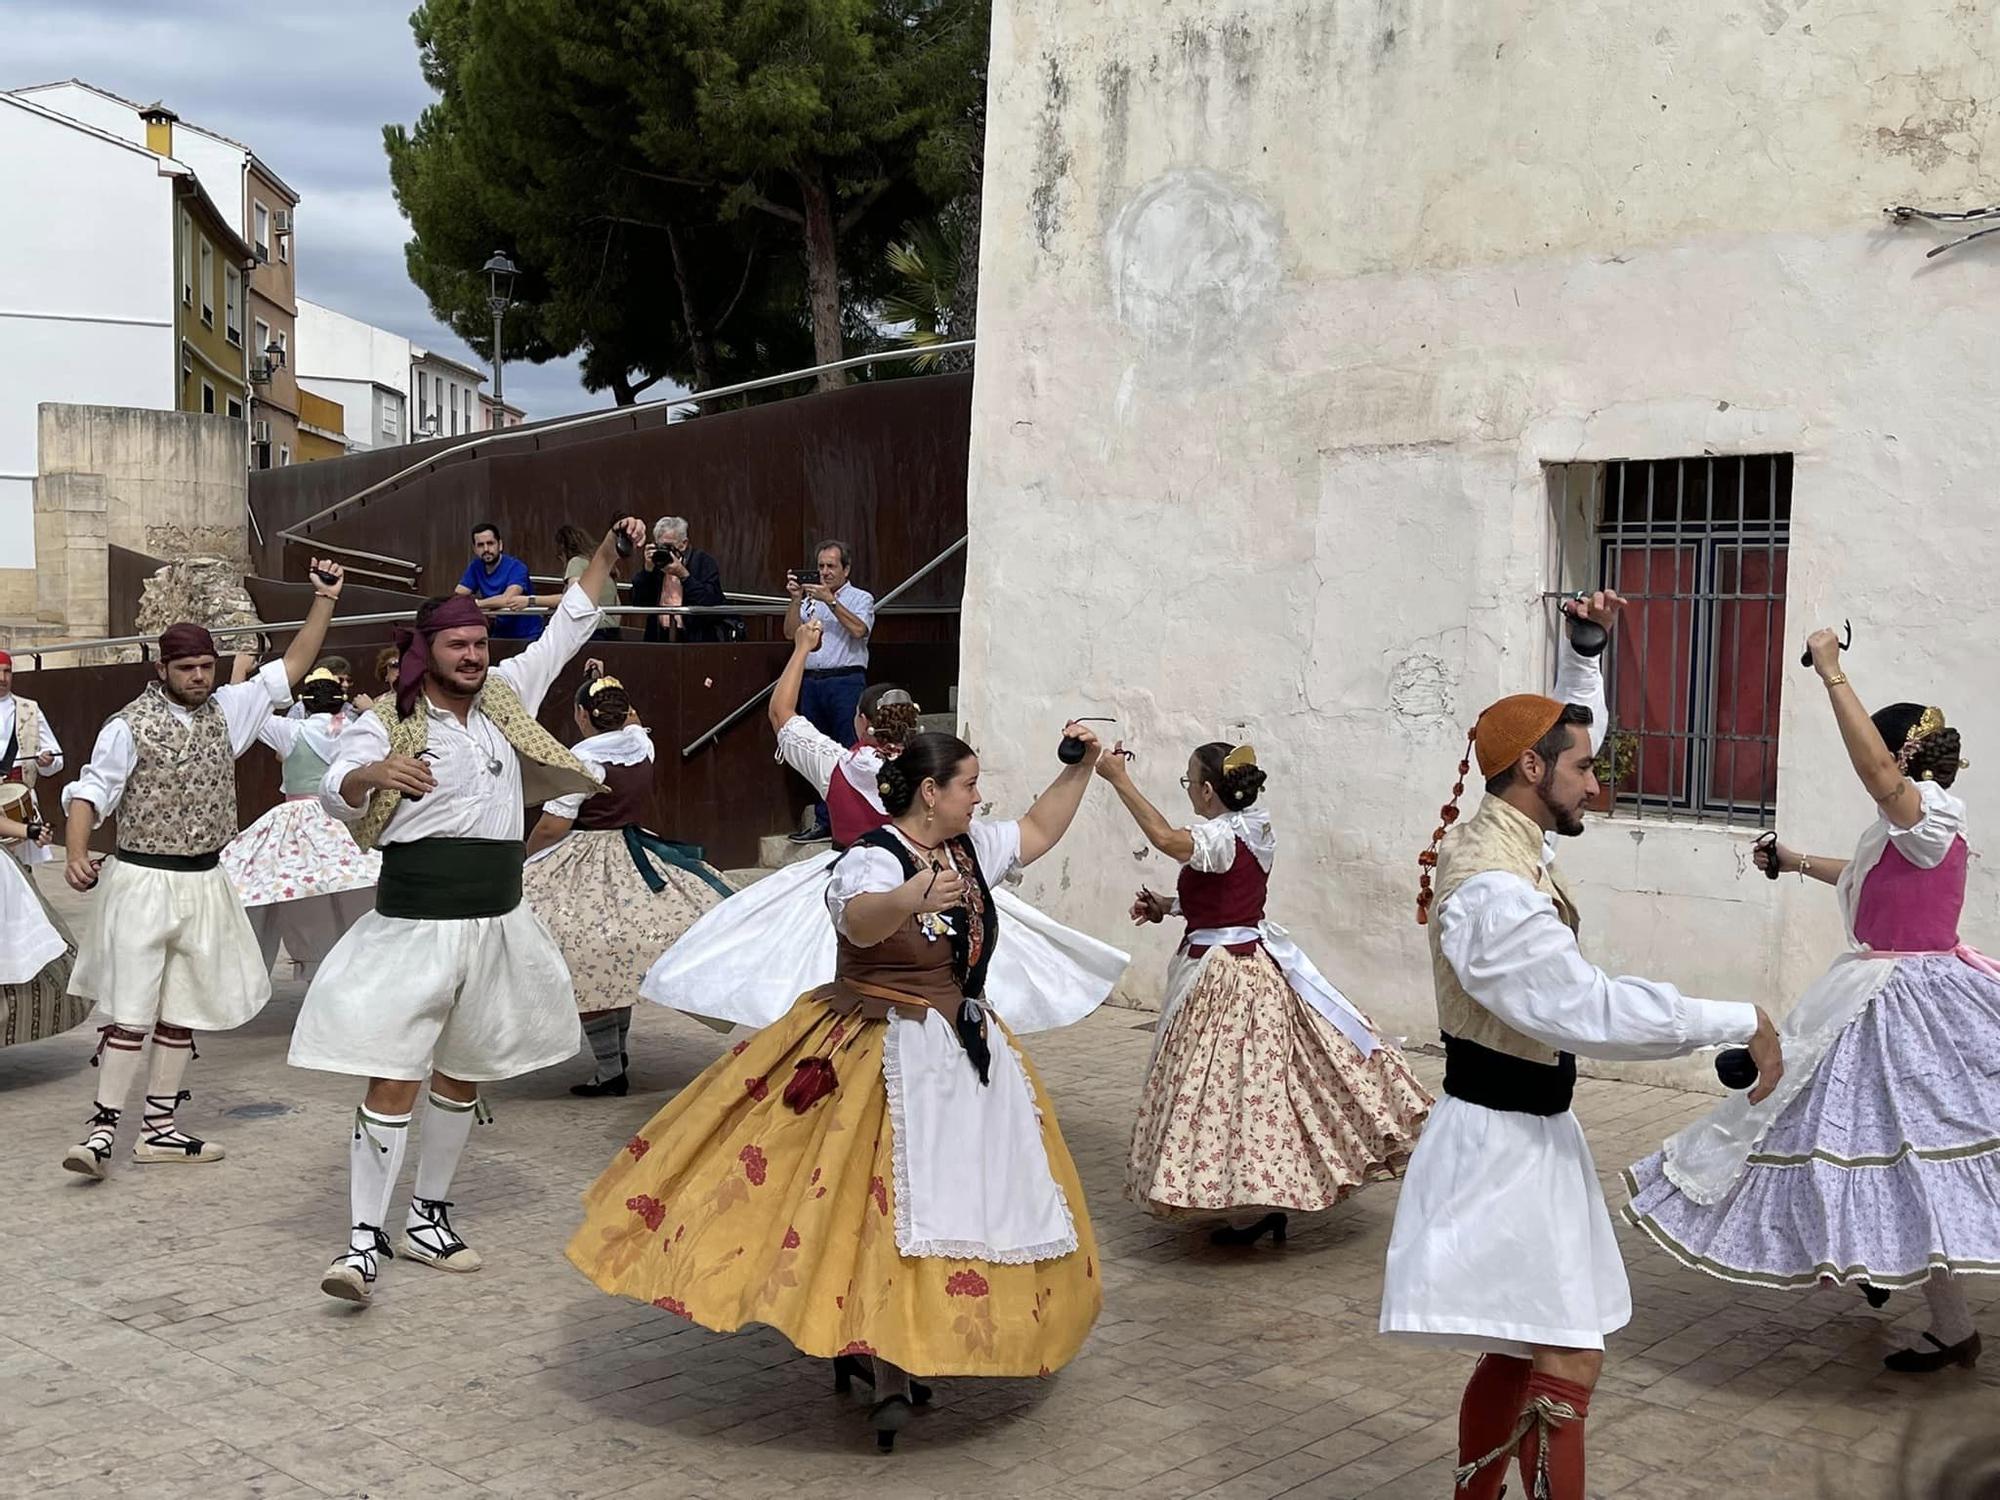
[1382,595,1783,1499]
[291,519,641,1304]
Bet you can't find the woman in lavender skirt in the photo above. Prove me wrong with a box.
[1625,627,1993,1374]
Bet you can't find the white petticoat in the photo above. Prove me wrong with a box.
[0,853,67,986]
[1379,1096,1631,1355]
[639,851,1129,1033]
[288,905,580,1082]
[68,859,272,1032]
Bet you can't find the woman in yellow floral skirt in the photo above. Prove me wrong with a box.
[568,727,1112,1449]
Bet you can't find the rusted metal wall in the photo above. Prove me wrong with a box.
[247,374,972,623]
[15,637,955,871]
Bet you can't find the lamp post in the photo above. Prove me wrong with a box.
[482,250,518,422]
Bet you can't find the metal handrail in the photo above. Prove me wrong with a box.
[13,599,960,667]
[678,535,967,759]
[275,340,977,546]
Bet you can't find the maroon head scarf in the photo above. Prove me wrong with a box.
[158,623,219,664]
[393,595,487,719]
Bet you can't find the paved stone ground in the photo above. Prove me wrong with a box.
[3,875,1994,1500]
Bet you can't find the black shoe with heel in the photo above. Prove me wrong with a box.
[1859,1281,1892,1309]
[1209,1211,1288,1248]
[570,1073,629,1098]
[1883,1330,1981,1373]
[832,1353,931,1405]
[871,1394,913,1451]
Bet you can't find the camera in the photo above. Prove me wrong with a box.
[790,567,823,590]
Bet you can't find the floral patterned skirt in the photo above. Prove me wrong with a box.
[566,993,1102,1377]
[221,799,380,908]
[1126,946,1432,1217]
[522,829,729,1013]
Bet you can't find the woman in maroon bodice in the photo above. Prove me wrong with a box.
[1097,740,1430,1244]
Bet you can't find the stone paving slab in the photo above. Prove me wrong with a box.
[1,872,1993,1498]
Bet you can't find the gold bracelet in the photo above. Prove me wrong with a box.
[1822,673,1848,688]
[1797,856,1812,881]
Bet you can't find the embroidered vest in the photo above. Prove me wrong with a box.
[830,829,1000,1004]
[349,678,602,851]
[113,683,237,856]
[1428,795,1582,1066]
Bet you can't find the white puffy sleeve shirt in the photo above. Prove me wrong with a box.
[1886,780,1967,870]
[826,819,1022,941]
[62,661,292,820]
[1436,870,1759,1061]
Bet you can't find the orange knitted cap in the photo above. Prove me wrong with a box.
[1473,694,1566,779]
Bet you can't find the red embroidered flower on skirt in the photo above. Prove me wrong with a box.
[731,1039,750,1056]
[625,1194,666,1232]
[868,1175,888,1216]
[739,1145,768,1186]
[945,1270,990,1298]
[744,1075,769,1102]
[783,1226,801,1250]
[652,1297,690,1317]
[624,1136,650,1160]
[837,1340,875,1357]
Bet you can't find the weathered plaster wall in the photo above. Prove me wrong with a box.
[963,0,2000,1086]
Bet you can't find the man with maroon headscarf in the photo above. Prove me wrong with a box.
[290,518,641,1306]
[59,560,347,1180]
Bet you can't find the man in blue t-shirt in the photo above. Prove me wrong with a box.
[454,522,542,640]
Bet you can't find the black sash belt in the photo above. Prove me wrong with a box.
[378,837,524,920]
[1442,1033,1577,1116]
[117,848,221,872]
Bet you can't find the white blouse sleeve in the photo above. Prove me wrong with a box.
[773,713,846,797]
[1187,818,1239,874]
[257,715,303,758]
[542,753,603,822]
[966,818,1023,886]
[825,845,909,942]
[1886,781,1967,870]
[1552,638,1608,757]
[1437,871,1760,1061]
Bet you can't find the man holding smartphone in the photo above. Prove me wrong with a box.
[784,539,877,843]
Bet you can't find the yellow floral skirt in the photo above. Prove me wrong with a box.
[566,994,1102,1377]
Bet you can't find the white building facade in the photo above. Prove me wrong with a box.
[0,93,178,583]
[962,0,2000,1087]
[410,346,488,441]
[296,298,409,452]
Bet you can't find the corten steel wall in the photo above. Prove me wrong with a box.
[15,639,954,870]
[247,374,971,638]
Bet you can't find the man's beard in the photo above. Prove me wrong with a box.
[427,663,485,703]
[163,681,210,709]
[1536,770,1587,838]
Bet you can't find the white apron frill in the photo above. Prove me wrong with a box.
[638,852,1129,1036]
[1159,921,1379,1066]
[884,1008,1079,1262]
[1379,1095,1632,1355]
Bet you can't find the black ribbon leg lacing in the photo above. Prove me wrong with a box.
[140,1090,204,1154]
[407,1197,472,1262]
[338,1223,395,1285]
[80,1105,120,1165]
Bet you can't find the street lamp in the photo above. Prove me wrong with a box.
[482,250,518,418]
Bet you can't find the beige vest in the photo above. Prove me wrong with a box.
[1427,794,1582,1065]
[113,684,238,856]
[6,696,43,788]
[349,678,602,851]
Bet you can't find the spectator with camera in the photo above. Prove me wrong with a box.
[630,516,726,643]
[783,539,877,843]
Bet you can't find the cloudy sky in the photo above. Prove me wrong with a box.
[6,1,609,423]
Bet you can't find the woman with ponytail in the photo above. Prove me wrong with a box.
[639,617,1127,1036]
[571,725,1110,1451]
[1627,628,1996,1374]
[521,665,732,1097]
[1099,740,1430,1245]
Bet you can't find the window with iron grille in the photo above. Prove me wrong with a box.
[1546,454,1792,827]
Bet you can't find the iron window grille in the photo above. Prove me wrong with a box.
[1546,454,1792,828]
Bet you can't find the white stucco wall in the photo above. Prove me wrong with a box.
[0,95,175,572]
[964,0,2000,1086]
[298,299,412,405]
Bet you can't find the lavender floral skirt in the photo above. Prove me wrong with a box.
[1624,954,2000,1290]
